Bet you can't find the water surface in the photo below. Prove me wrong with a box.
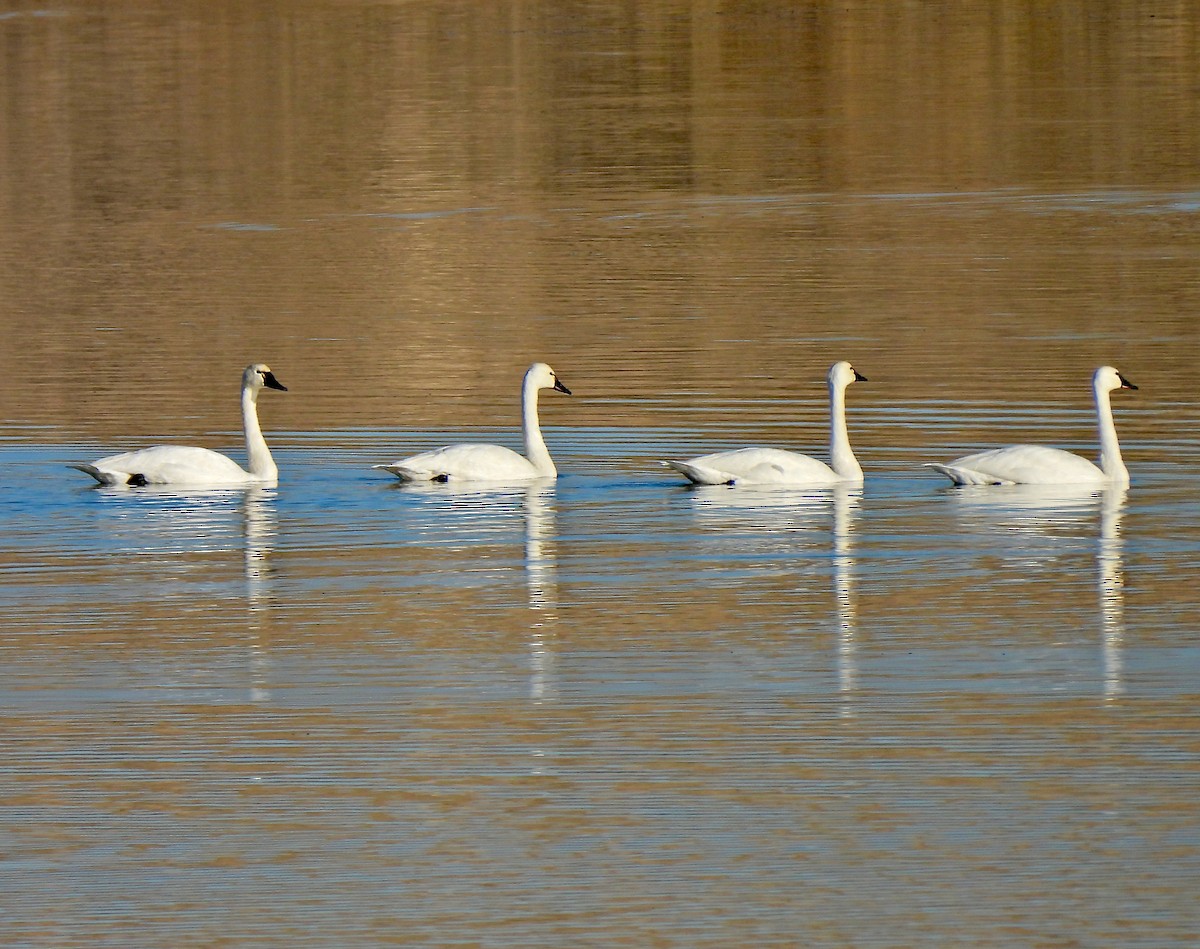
[1,2,1199,946]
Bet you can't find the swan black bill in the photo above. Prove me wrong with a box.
[554,379,572,395]
[1118,373,1137,391]
[853,370,868,382]
[263,372,287,391]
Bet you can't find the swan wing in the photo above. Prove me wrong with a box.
[667,448,843,486]
[927,445,1104,485]
[72,446,253,486]
[664,459,736,485]
[67,463,130,487]
[377,443,541,483]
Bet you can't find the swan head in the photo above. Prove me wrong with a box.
[243,363,288,393]
[828,361,867,388]
[1094,365,1137,393]
[525,362,571,395]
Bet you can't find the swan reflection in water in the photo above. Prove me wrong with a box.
[830,487,860,709]
[1096,488,1126,701]
[945,484,1127,700]
[522,482,558,706]
[398,478,559,775]
[396,478,559,705]
[241,486,278,703]
[686,483,862,712]
[93,482,279,703]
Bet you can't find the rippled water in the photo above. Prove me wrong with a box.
[3,2,1200,946]
[4,428,1198,945]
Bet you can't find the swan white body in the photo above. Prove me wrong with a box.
[926,366,1137,486]
[376,362,571,483]
[70,364,287,487]
[666,361,867,486]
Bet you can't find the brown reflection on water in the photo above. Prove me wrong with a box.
[0,1,1197,447]
[4,458,1200,943]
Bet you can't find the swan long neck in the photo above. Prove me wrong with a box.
[1094,379,1128,484]
[828,378,862,481]
[521,376,556,477]
[242,384,278,481]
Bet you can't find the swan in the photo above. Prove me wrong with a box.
[926,365,1137,486]
[664,361,868,486]
[70,363,287,486]
[375,362,571,483]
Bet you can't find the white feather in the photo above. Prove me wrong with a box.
[665,361,867,486]
[927,366,1136,486]
[70,363,287,487]
[376,362,571,483]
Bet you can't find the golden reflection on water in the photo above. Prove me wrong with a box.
[0,1,1197,447]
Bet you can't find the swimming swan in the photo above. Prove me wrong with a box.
[665,361,868,486]
[375,362,572,483]
[926,365,1137,486]
[70,363,287,486]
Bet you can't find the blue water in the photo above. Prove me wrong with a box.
[2,428,1198,946]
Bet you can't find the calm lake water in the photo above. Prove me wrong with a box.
[2,3,1199,946]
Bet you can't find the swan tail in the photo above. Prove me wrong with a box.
[664,460,736,486]
[373,463,438,482]
[923,463,1010,486]
[67,463,133,487]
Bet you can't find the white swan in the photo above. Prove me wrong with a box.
[70,363,287,486]
[375,362,571,483]
[665,361,868,486]
[926,366,1137,486]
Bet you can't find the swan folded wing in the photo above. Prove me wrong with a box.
[67,463,130,486]
[664,459,734,485]
[378,443,541,482]
[372,463,424,481]
[928,445,1105,486]
[669,448,842,486]
[73,446,254,486]
[922,463,1007,486]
